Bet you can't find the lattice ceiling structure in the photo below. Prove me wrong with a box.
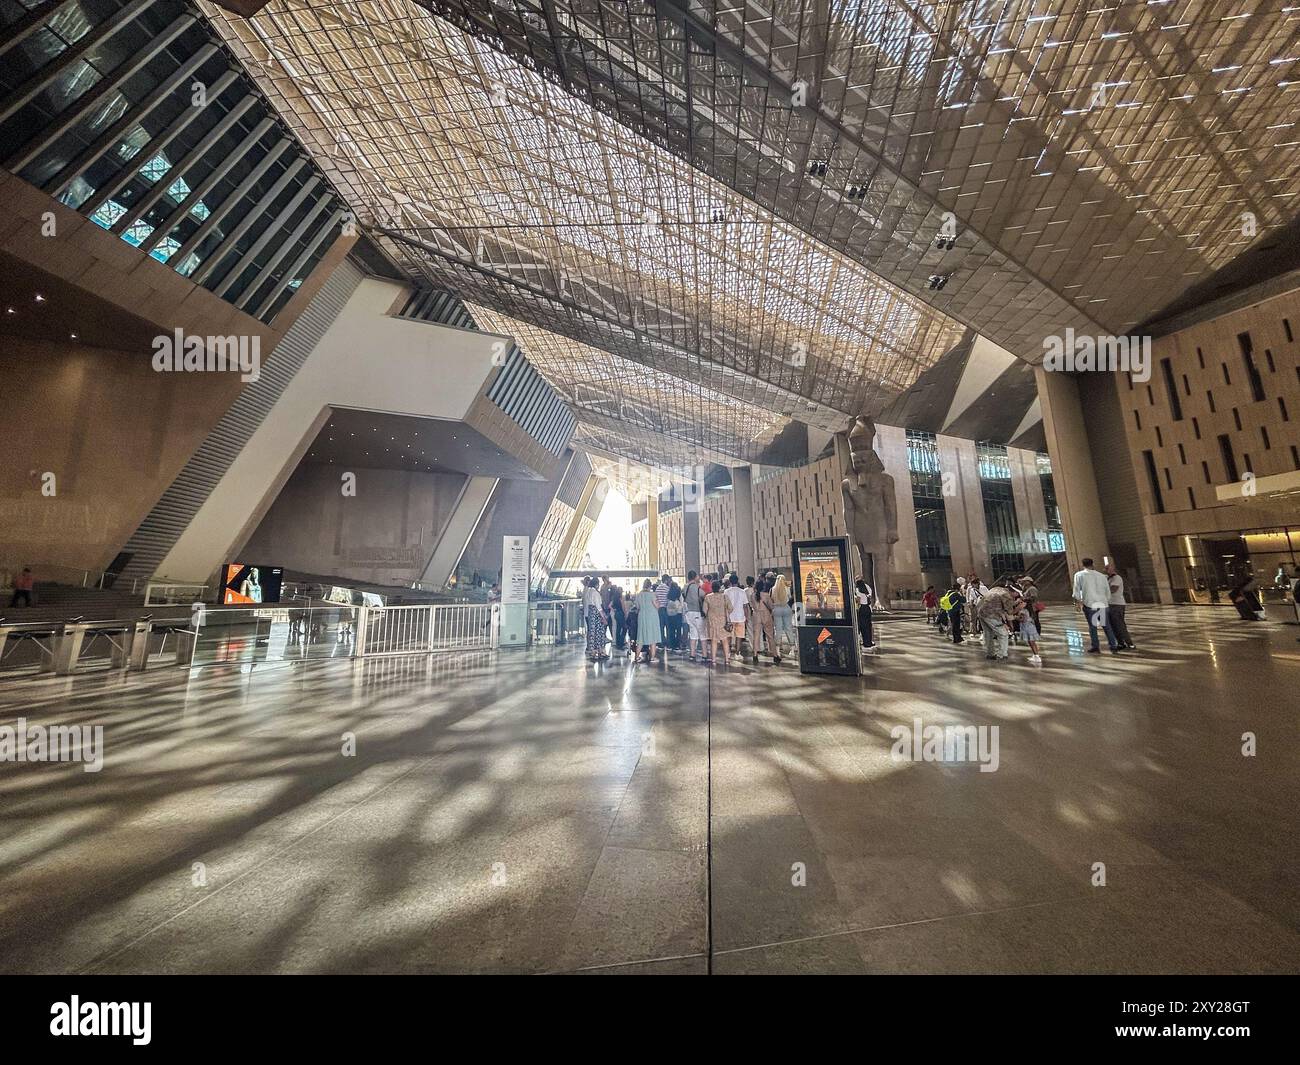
[205,0,1300,468]
[202,0,969,466]
[464,301,791,469]
[586,453,681,501]
[417,0,1300,347]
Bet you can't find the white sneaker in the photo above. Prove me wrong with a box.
[1029,654,1042,665]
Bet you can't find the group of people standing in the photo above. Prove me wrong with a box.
[577,551,1294,672]
[580,567,797,665]
[925,573,1045,664]
[1069,557,1138,654]
[920,559,1142,665]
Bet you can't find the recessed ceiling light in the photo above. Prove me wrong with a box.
[34,294,45,302]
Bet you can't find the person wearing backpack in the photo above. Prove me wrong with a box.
[942,584,966,643]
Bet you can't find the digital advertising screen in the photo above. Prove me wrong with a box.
[791,537,860,676]
[220,563,284,605]
[792,540,848,622]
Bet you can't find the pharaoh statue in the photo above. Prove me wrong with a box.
[841,415,899,608]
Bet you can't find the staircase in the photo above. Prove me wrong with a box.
[116,260,366,582]
[0,583,175,626]
[1025,555,1070,601]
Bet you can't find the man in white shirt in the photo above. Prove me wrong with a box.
[723,575,749,660]
[1104,562,1136,650]
[1073,557,1120,653]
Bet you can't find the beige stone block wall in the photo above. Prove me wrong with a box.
[1119,283,1300,596]
[657,507,685,577]
[752,457,842,573]
[699,491,739,574]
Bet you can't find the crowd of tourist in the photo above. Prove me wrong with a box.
[921,558,1149,665]
[580,565,800,665]
[927,572,1047,665]
[577,555,1289,669]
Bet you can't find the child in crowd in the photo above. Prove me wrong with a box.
[624,595,640,659]
[922,585,939,625]
[1013,594,1042,666]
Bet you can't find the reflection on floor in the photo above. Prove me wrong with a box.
[0,605,1296,974]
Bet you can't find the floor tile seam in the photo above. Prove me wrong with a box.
[711,893,1097,958]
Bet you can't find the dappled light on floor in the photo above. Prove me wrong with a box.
[0,605,1295,974]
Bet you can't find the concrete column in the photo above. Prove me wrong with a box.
[731,465,756,579]
[646,495,660,571]
[937,434,989,577]
[1036,366,1110,571]
[1021,449,1051,550]
[418,475,498,589]
[681,477,702,576]
[833,431,852,476]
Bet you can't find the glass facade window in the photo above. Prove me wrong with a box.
[0,0,343,326]
[1035,451,1066,553]
[976,441,1024,576]
[1161,528,1300,606]
[906,430,952,575]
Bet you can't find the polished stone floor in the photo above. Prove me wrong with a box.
[0,605,1296,974]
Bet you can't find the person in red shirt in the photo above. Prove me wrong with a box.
[10,567,34,608]
[922,585,939,625]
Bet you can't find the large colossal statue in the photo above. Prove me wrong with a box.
[841,416,899,608]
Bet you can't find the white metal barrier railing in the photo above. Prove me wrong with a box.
[144,581,208,605]
[355,603,499,657]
